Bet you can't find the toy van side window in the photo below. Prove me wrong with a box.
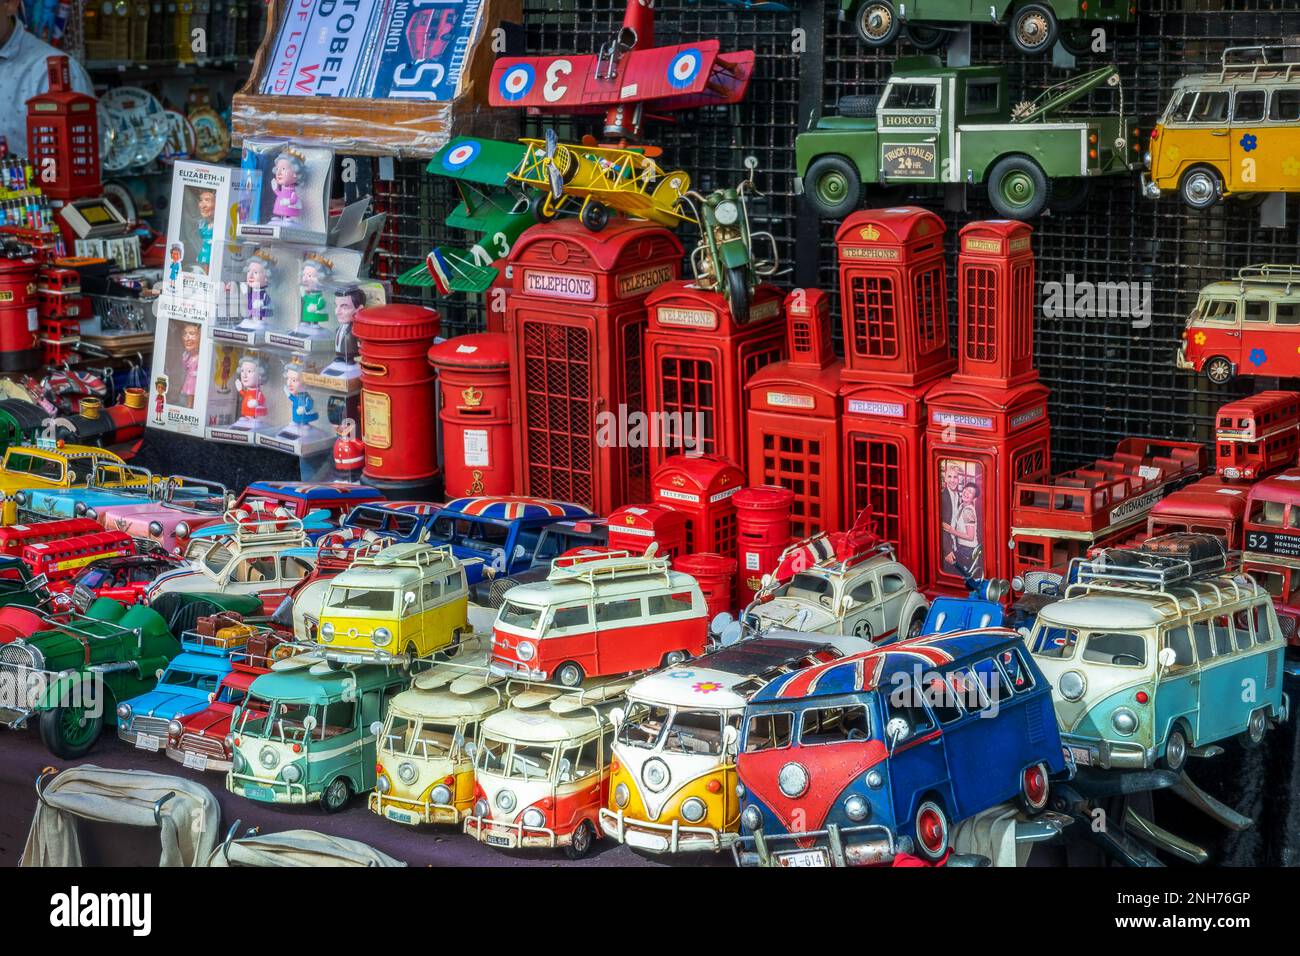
[648,592,693,616]
[1277,303,1300,327]
[924,674,965,724]
[798,704,870,745]
[422,577,440,605]
[1233,89,1266,123]
[998,646,1036,692]
[1212,614,1235,656]
[558,737,599,783]
[743,711,793,753]
[1188,90,1228,123]
[595,596,640,624]
[971,658,1012,705]
[1270,89,1300,123]
[321,698,357,738]
[1252,602,1276,643]
[552,604,590,631]
[1244,300,1268,324]
[1233,609,1255,651]
[1191,617,1215,662]
[883,684,935,742]
[1164,626,1195,668]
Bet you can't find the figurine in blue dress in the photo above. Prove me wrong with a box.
[195,189,216,272]
[279,359,321,440]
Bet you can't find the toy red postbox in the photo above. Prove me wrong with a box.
[840,379,929,583]
[836,206,954,386]
[26,57,100,204]
[643,281,786,468]
[953,220,1036,389]
[743,289,843,539]
[734,484,794,604]
[675,552,737,621]
[0,256,39,372]
[651,452,746,556]
[428,332,514,499]
[355,303,442,495]
[606,503,689,560]
[506,219,682,514]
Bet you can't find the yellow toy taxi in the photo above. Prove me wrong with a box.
[315,542,472,664]
[0,441,137,524]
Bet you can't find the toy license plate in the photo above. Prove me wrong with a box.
[244,785,274,802]
[777,849,829,867]
[385,807,415,825]
[183,752,209,771]
[1069,746,1092,767]
[485,833,513,847]
[135,733,160,752]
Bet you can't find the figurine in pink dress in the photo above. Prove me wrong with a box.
[178,322,201,408]
[271,148,306,224]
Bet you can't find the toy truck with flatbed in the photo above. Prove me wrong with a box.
[795,59,1138,220]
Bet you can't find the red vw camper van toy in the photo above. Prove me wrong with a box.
[490,550,709,687]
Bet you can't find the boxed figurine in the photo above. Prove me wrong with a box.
[300,277,389,394]
[253,352,338,458]
[158,161,235,322]
[236,139,335,246]
[206,348,281,445]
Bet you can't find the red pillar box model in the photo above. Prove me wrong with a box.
[951,220,1036,389]
[836,206,955,386]
[743,288,844,538]
[733,484,794,605]
[428,332,514,499]
[354,303,442,497]
[505,219,683,515]
[606,503,689,560]
[642,281,786,468]
[0,255,39,372]
[651,452,746,555]
[674,552,738,621]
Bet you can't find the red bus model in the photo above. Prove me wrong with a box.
[1242,466,1300,644]
[1010,438,1206,577]
[0,517,103,559]
[1145,475,1250,551]
[23,529,136,587]
[1215,390,1300,481]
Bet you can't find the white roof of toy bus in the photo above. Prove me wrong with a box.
[1039,578,1262,630]
[482,705,606,742]
[389,685,502,720]
[501,567,700,606]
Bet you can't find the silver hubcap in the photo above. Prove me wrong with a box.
[1250,712,1265,741]
[1186,174,1215,203]
[1167,734,1185,767]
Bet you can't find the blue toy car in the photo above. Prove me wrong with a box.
[115,633,234,748]
[733,629,1067,867]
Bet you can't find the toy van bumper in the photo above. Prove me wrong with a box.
[226,771,312,804]
[599,808,731,853]
[732,824,898,867]
[793,176,805,196]
[1174,344,1193,371]
[464,813,560,849]
[1139,173,1162,199]
[488,659,546,681]
[369,791,461,826]
[1061,733,1152,770]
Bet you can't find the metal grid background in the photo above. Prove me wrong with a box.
[370,0,1300,471]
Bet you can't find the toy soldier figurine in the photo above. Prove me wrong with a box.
[333,418,365,480]
[297,253,333,338]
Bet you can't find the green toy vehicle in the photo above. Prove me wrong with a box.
[795,59,1139,220]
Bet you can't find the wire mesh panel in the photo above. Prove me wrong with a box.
[373,0,1300,469]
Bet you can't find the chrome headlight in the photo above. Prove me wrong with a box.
[1111,708,1139,736]
[642,757,670,793]
[430,784,452,805]
[521,807,545,828]
[116,703,131,720]
[516,640,535,662]
[167,720,182,737]
[741,804,763,831]
[85,507,96,520]
[232,751,247,774]
[175,521,190,539]
[845,794,871,821]
[865,769,884,790]
[614,782,629,808]
[319,621,334,642]
[1058,670,1086,701]
[259,746,279,770]
[74,502,87,516]
[14,492,26,506]
[373,626,392,647]
[376,774,390,793]
[714,200,739,226]
[473,798,489,818]
[495,789,516,813]
[397,761,417,784]
[224,734,235,750]
[778,762,809,798]
[149,521,164,538]
[281,763,301,784]
[735,782,745,798]
[680,797,707,823]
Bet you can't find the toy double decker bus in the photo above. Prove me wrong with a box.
[1011,438,1206,578]
[1242,467,1300,645]
[23,529,136,587]
[1215,391,1300,481]
[0,517,102,559]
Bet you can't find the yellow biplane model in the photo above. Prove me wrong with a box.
[508,130,696,232]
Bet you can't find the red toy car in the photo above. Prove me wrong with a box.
[65,553,183,610]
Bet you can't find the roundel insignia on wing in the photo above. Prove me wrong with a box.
[498,63,535,101]
[666,48,702,89]
[442,141,481,171]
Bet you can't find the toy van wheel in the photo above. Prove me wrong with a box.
[854,1,900,46]
[913,799,950,861]
[564,819,597,860]
[804,156,862,220]
[1204,356,1234,386]
[1161,725,1189,773]
[1017,762,1051,816]
[1179,166,1222,210]
[1242,708,1268,747]
[40,704,102,759]
[1009,3,1058,56]
[555,661,585,687]
[906,609,926,639]
[321,776,352,814]
[663,650,688,667]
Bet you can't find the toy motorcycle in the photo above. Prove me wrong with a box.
[686,157,779,320]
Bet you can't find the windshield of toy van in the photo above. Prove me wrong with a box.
[744,711,793,753]
[204,545,234,575]
[4,453,63,482]
[499,601,543,631]
[617,701,670,749]
[663,709,730,755]
[504,743,557,781]
[1162,89,1195,124]
[239,697,314,742]
[1030,623,1080,658]
[778,573,833,603]
[1191,297,1237,326]
[1080,631,1148,667]
[346,507,418,538]
[385,715,456,757]
[427,517,509,552]
[474,735,510,773]
[327,585,397,613]
[163,668,220,692]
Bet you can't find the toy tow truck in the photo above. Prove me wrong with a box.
[795,59,1138,220]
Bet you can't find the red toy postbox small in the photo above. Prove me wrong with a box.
[836,206,954,387]
[0,256,39,372]
[743,289,843,539]
[506,219,682,515]
[428,332,514,499]
[606,503,689,560]
[26,57,100,204]
[953,220,1036,389]
[734,484,795,604]
[643,281,786,468]
[674,552,737,621]
[651,452,746,556]
[354,303,442,495]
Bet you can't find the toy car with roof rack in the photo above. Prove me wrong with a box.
[469,517,610,609]
[1027,533,1289,773]
[230,481,385,523]
[1176,266,1300,386]
[65,553,183,611]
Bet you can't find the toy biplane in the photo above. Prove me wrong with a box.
[488,0,755,139]
[508,131,695,232]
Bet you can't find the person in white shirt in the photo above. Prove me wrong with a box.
[0,1,94,158]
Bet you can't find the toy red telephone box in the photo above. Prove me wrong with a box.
[643,281,785,468]
[26,57,100,203]
[428,332,514,499]
[505,219,682,514]
[744,289,843,538]
[953,220,1036,388]
[606,503,689,559]
[836,206,954,386]
[651,452,745,556]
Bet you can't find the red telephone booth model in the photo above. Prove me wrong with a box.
[505,219,682,515]
[651,452,746,556]
[428,332,515,499]
[25,57,100,203]
[605,503,689,560]
[953,220,1036,389]
[734,485,795,604]
[840,380,929,583]
[925,379,1052,594]
[743,289,843,538]
[643,281,785,469]
[835,206,954,387]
